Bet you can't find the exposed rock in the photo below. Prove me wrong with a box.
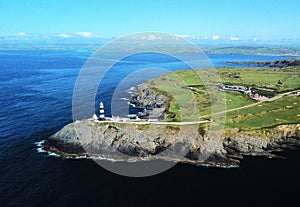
[42,120,300,168]
[223,135,268,155]
[129,83,169,119]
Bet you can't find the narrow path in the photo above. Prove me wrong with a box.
[128,120,212,125]
[96,120,211,125]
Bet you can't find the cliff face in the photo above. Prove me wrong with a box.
[222,125,300,160]
[44,120,179,158]
[129,83,169,119]
[42,120,300,167]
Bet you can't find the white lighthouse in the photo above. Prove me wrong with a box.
[99,102,105,121]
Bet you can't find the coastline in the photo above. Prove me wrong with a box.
[228,58,300,68]
[41,118,300,168]
[41,62,300,168]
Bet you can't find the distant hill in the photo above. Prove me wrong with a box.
[230,58,300,68]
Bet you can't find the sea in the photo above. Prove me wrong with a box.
[0,49,299,207]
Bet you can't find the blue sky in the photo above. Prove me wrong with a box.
[0,0,299,40]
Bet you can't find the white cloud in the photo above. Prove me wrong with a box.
[253,37,258,42]
[230,37,240,41]
[76,32,99,38]
[124,35,161,40]
[57,33,71,38]
[176,34,190,38]
[18,32,26,36]
[212,35,220,40]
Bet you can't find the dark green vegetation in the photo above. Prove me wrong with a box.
[147,66,300,130]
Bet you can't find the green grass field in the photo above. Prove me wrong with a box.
[218,67,300,92]
[226,95,300,130]
[148,66,300,129]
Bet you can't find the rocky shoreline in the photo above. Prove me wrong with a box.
[42,119,300,168]
[129,83,170,120]
[229,58,300,68]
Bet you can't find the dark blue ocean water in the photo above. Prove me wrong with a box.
[0,50,299,206]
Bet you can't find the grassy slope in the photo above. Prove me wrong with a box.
[148,66,300,130]
[226,95,300,130]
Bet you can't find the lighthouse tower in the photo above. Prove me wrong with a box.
[99,102,105,121]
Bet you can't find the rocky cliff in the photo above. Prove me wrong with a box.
[42,120,300,167]
[129,83,169,119]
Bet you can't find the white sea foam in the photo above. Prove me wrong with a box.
[47,152,61,157]
[35,140,60,158]
[35,140,45,153]
[128,102,136,107]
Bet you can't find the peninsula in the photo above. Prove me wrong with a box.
[42,64,300,167]
[229,58,300,68]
